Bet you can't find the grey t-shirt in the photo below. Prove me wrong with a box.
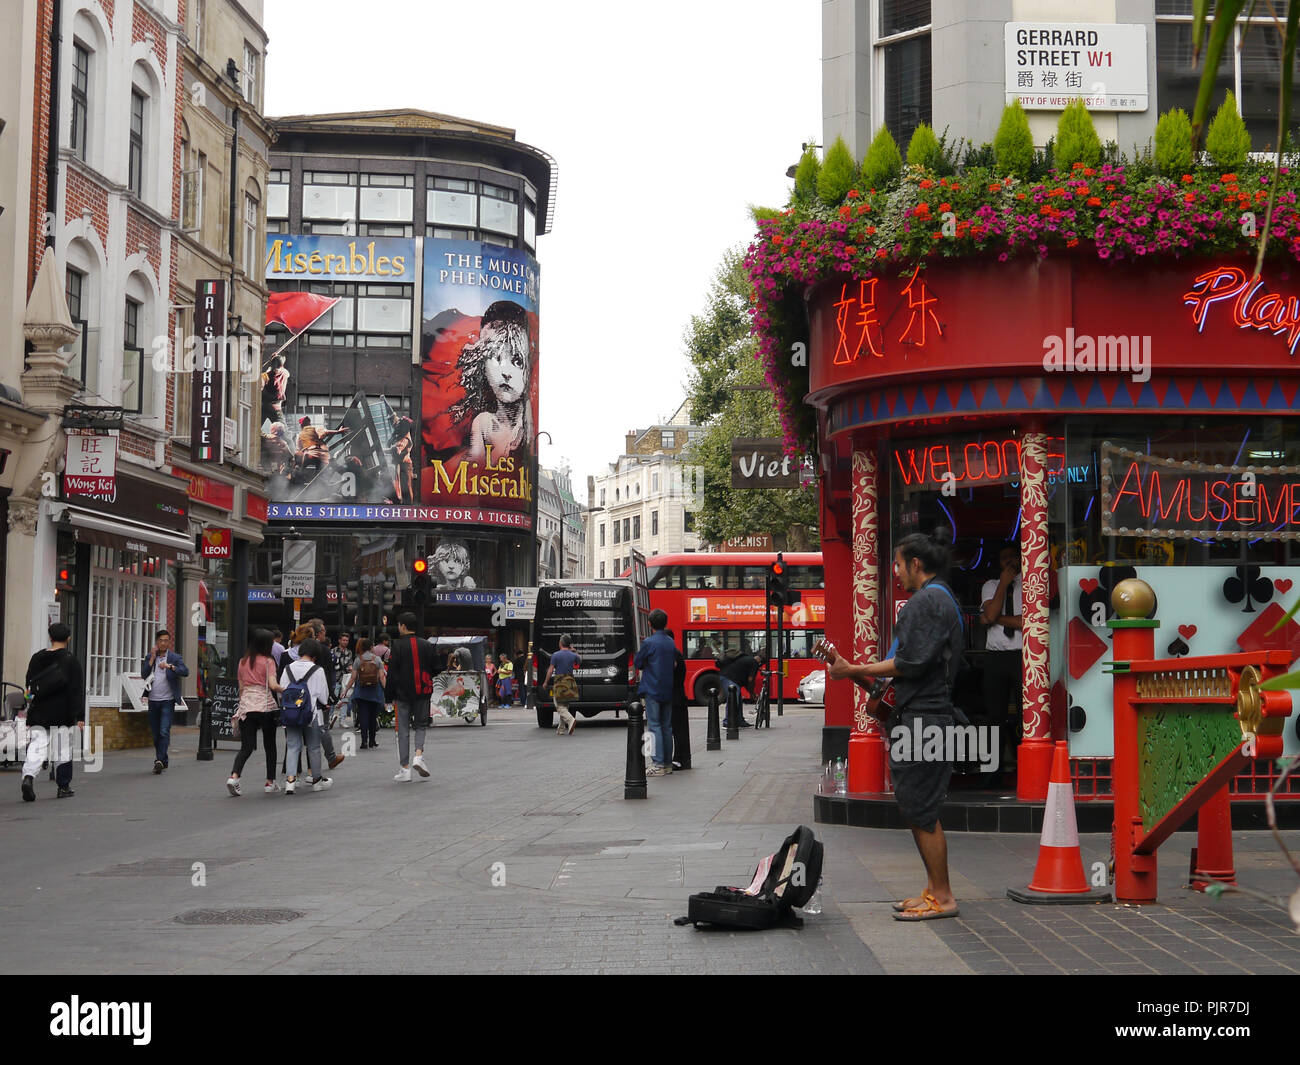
[892,580,964,713]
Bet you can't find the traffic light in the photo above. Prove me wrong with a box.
[769,553,789,607]
[411,557,430,606]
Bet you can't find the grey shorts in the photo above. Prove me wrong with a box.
[887,709,954,833]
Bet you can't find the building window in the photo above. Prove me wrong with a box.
[242,190,259,277]
[241,41,259,107]
[121,297,143,412]
[71,43,89,161]
[194,151,207,238]
[652,471,659,493]
[599,561,606,579]
[1154,7,1299,149]
[599,489,605,507]
[64,266,96,394]
[879,31,931,150]
[128,89,145,198]
[613,520,621,544]
[651,510,659,536]
[192,0,205,54]
[660,430,674,449]
[632,515,641,540]
[599,524,605,546]
[622,518,630,541]
[880,0,930,36]
[87,547,165,702]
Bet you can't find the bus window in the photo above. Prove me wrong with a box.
[647,565,682,589]
[789,566,825,589]
[738,566,767,589]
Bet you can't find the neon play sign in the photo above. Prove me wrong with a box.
[1183,266,1300,355]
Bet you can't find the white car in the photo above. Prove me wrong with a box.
[797,669,825,704]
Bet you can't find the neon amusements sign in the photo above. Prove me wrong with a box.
[1183,266,1300,355]
[1101,444,1300,542]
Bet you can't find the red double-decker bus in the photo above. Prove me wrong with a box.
[644,552,824,704]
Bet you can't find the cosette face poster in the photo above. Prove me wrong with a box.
[420,239,540,530]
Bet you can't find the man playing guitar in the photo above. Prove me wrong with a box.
[814,533,964,922]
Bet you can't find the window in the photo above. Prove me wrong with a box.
[660,430,674,449]
[64,263,98,394]
[599,489,606,507]
[121,298,144,413]
[361,172,414,222]
[479,182,517,236]
[241,41,259,107]
[685,512,696,532]
[598,524,605,546]
[242,189,259,278]
[267,168,289,220]
[877,1,931,150]
[71,43,89,161]
[613,520,621,544]
[128,89,145,197]
[195,151,207,237]
[192,0,205,54]
[87,547,166,702]
[599,561,606,579]
[651,510,659,536]
[632,515,641,540]
[622,518,630,542]
[652,471,659,493]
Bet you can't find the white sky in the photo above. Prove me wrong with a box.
[263,0,821,503]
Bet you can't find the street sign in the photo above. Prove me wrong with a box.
[505,586,538,619]
[281,538,316,599]
[282,574,314,599]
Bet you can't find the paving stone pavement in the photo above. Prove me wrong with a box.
[0,703,1296,975]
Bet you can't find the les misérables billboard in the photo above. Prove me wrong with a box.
[420,239,539,532]
[260,234,538,531]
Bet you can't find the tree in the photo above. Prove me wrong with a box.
[683,249,819,548]
[1054,99,1102,171]
[817,136,856,205]
[993,101,1034,179]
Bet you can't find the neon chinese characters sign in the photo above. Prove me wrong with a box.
[1183,266,1300,355]
[833,267,944,364]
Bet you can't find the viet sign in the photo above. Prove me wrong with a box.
[191,279,226,464]
[63,432,117,498]
[1005,23,1148,111]
[731,439,803,490]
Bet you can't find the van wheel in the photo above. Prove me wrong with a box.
[536,706,554,729]
[693,673,721,705]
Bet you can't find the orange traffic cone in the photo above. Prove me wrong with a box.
[1008,741,1111,904]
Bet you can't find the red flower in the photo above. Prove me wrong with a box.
[1183,192,1196,203]
[847,189,860,199]
[1086,196,1102,206]
[919,179,934,189]
[864,226,877,235]
[1223,173,1238,183]
[939,202,951,212]
[1181,174,1194,184]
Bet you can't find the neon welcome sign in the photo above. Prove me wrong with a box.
[1183,266,1300,355]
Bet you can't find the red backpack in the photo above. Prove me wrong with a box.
[409,637,433,696]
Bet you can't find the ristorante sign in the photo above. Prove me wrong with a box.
[1101,444,1300,541]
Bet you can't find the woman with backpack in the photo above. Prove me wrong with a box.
[226,628,284,796]
[280,638,333,794]
[338,638,386,750]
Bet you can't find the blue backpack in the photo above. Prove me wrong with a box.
[280,664,320,728]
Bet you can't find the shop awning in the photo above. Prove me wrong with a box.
[65,507,194,562]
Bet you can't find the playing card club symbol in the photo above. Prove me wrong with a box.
[1077,566,1139,622]
[1223,565,1274,614]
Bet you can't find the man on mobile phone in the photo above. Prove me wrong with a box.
[980,544,1022,774]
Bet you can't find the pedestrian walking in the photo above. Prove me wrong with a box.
[280,638,333,794]
[823,532,964,921]
[339,638,386,749]
[667,630,691,770]
[633,609,676,776]
[226,629,284,796]
[331,632,356,701]
[717,645,757,728]
[495,653,515,706]
[271,629,286,669]
[142,630,188,774]
[21,622,84,801]
[542,634,581,735]
[385,613,437,782]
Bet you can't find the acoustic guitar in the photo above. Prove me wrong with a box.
[811,638,893,721]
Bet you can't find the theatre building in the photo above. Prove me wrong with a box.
[807,257,1300,813]
[253,111,552,656]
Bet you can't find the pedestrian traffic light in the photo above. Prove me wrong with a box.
[769,553,788,607]
[411,557,430,605]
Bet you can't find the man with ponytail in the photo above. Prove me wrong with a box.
[823,531,964,921]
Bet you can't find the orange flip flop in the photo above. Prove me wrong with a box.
[892,891,960,921]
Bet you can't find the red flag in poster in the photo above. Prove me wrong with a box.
[264,291,340,338]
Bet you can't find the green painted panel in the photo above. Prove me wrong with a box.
[1136,704,1242,827]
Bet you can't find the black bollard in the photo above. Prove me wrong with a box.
[624,699,647,799]
[706,686,721,751]
[196,697,214,761]
[725,686,740,742]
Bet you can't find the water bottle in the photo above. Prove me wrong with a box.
[833,757,847,795]
[802,880,823,917]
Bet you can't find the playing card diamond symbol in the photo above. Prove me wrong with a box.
[1223,566,1274,614]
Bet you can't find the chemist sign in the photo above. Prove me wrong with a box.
[1005,23,1147,111]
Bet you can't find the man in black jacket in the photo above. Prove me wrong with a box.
[718,646,758,728]
[385,613,439,783]
[23,623,85,800]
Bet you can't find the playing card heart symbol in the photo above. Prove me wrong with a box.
[1277,579,1294,593]
[1080,578,1099,593]
[1178,625,1197,640]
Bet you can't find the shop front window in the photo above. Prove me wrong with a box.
[88,547,166,702]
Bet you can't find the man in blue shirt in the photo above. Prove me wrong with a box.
[633,609,676,776]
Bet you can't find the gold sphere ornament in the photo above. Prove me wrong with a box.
[1111,577,1156,620]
